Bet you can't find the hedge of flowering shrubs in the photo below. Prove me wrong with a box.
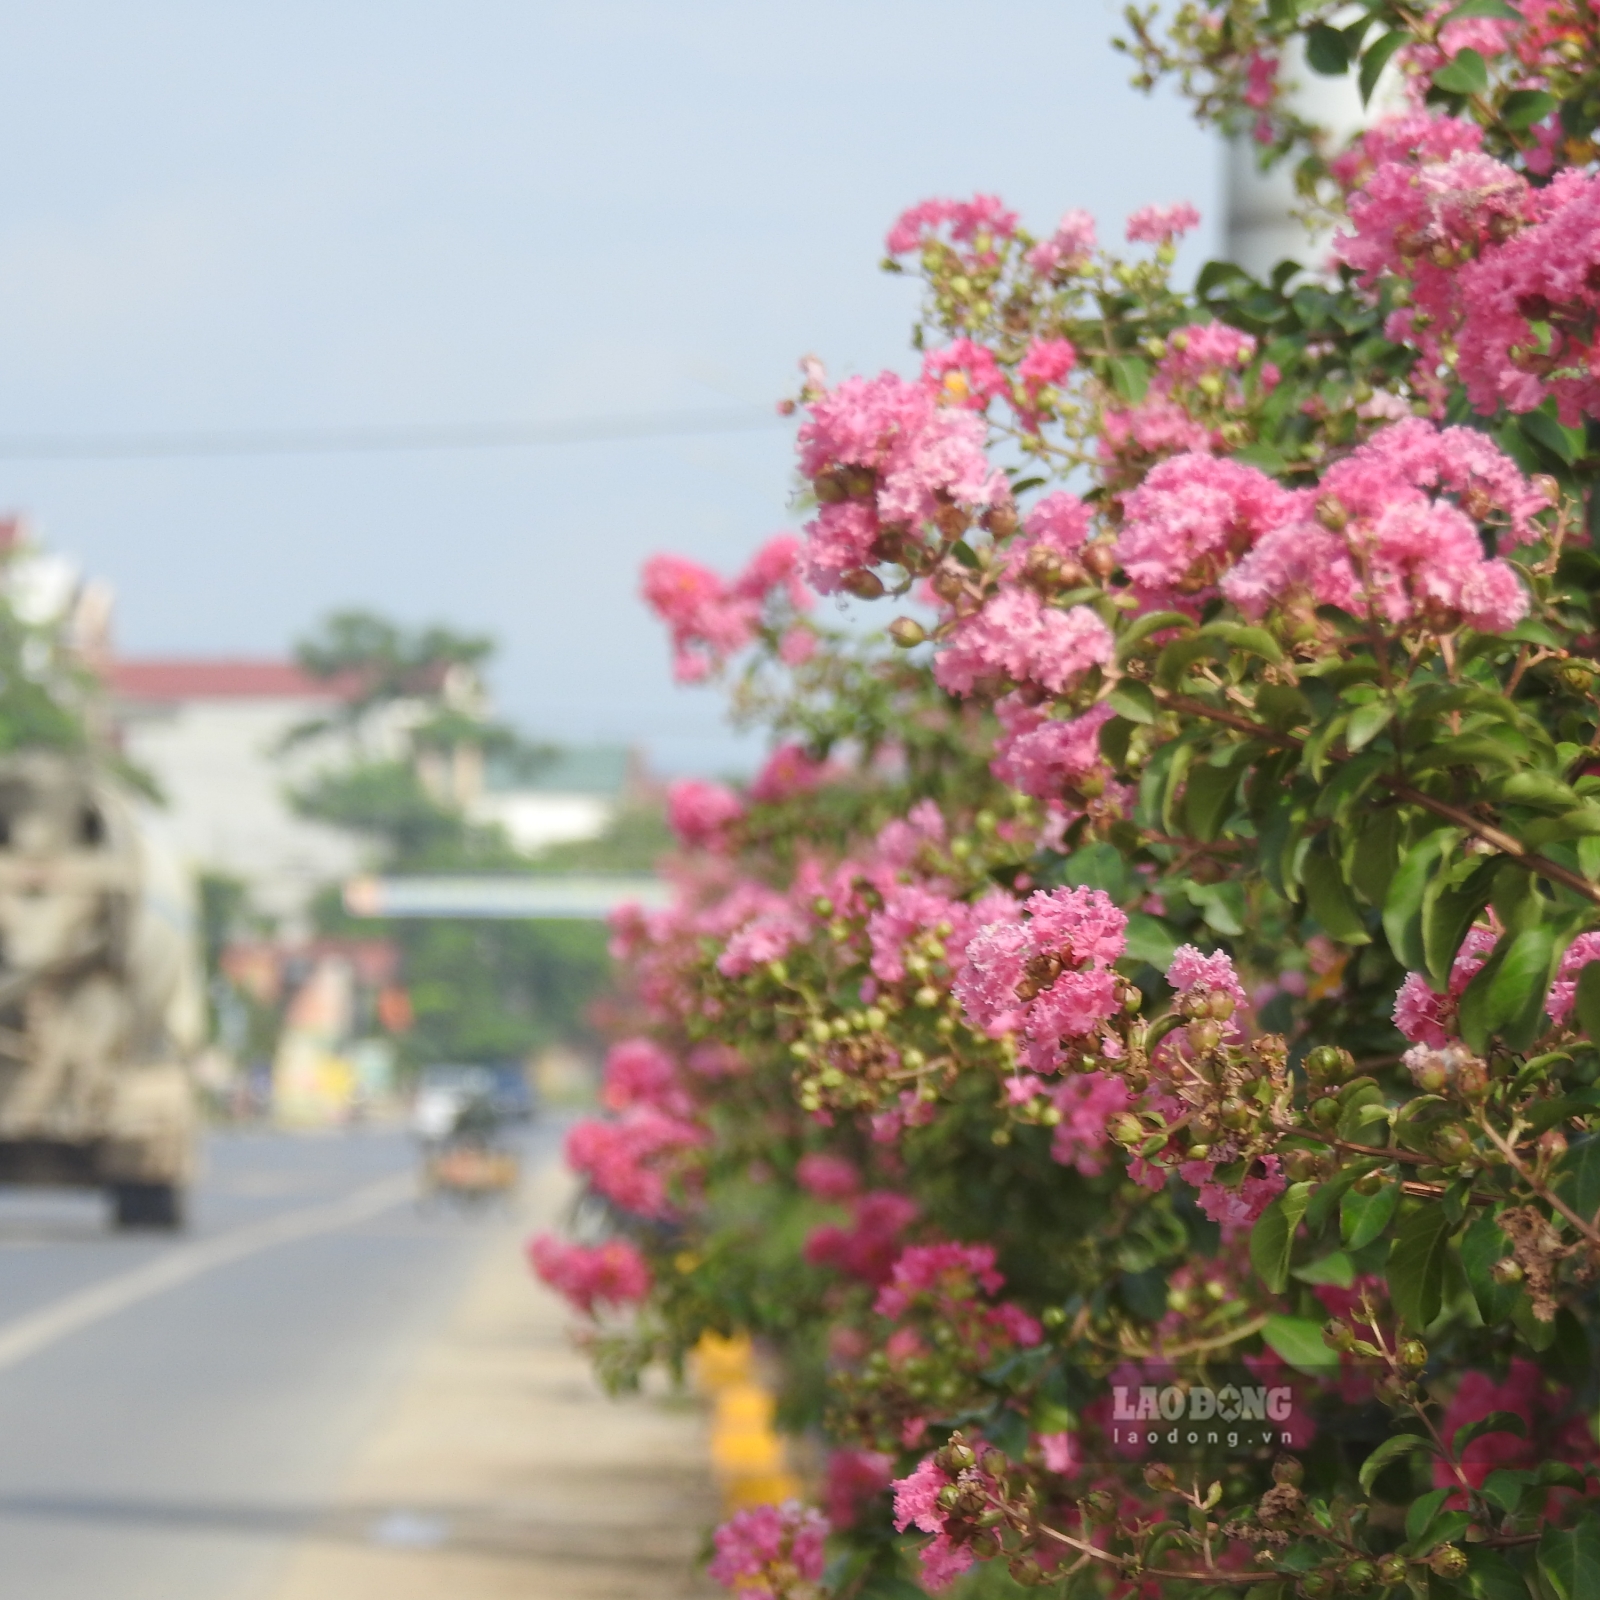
[531,4,1600,1595]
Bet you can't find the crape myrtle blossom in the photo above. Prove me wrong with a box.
[805,1190,920,1285]
[1396,926,1600,1049]
[564,1109,706,1220]
[1115,451,1306,608]
[796,370,1007,593]
[1125,201,1202,244]
[1025,208,1096,277]
[641,536,808,682]
[707,1501,828,1600]
[666,778,745,850]
[931,590,1113,697]
[989,696,1123,807]
[601,1037,693,1118]
[526,1236,651,1317]
[921,338,1007,410]
[825,1448,895,1530]
[954,886,1128,1073]
[885,194,1018,259]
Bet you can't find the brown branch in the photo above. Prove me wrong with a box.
[1475,1109,1600,1251]
[1148,688,1600,910]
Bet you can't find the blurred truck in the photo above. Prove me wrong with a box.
[0,752,204,1228]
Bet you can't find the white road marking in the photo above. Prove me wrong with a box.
[0,1172,414,1374]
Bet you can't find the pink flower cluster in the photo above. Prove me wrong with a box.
[601,1037,693,1118]
[805,1191,920,1285]
[1434,1358,1594,1496]
[955,886,1128,1072]
[1046,1071,1133,1175]
[1336,109,1600,424]
[667,778,744,850]
[642,536,808,682]
[932,590,1113,697]
[886,194,1018,257]
[564,1107,704,1219]
[1126,202,1202,244]
[1112,419,1537,634]
[526,1235,651,1317]
[796,370,1006,593]
[1397,927,1600,1047]
[1026,208,1096,277]
[707,1501,828,1600]
[824,1448,895,1529]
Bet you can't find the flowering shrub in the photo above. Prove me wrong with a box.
[534,5,1600,1595]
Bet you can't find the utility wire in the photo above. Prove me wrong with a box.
[0,404,789,462]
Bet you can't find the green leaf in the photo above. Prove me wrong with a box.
[1557,1136,1600,1226]
[1262,1314,1334,1377]
[1346,701,1394,752]
[1445,0,1519,18]
[1155,635,1219,690]
[1483,925,1558,1051]
[1123,912,1179,970]
[1464,1547,1533,1600]
[1107,355,1150,405]
[1406,1487,1450,1545]
[1359,31,1407,106]
[1501,87,1557,131]
[1349,808,1401,907]
[1388,1204,1452,1329]
[1359,1432,1433,1493]
[1522,405,1584,465]
[1199,620,1283,664]
[1460,1210,1519,1323]
[1292,1249,1354,1287]
[1115,609,1191,661]
[1538,1519,1600,1600]
[1250,1182,1313,1293]
[1575,961,1600,1042]
[1453,1410,1525,1457]
[1384,831,1455,972]
[1302,841,1370,944]
[1480,1468,1534,1516]
[1342,1178,1400,1250]
[1182,878,1246,937]
[1305,22,1350,74]
[1422,858,1496,989]
[1231,442,1289,473]
[1108,680,1157,724]
[1185,760,1241,843]
[1433,47,1489,97]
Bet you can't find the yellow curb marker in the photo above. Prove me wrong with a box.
[694,1331,800,1510]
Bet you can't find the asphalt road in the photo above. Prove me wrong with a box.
[0,1125,527,1600]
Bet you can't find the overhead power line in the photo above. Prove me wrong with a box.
[0,404,789,462]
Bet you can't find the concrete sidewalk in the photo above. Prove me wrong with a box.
[267,1155,719,1600]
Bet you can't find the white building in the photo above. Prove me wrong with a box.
[105,658,396,926]
[104,656,641,925]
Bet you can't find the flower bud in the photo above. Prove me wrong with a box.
[968,1531,1001,1562]
[936,1483,961,1512]
[1431,1123,1473,1164]
[1352,1168,1385,1196]
[1187,1018,1223,1053]
[1376,1555,1407,1585]
[1343,1561,1377,1592]
[888,617,927,648]
[939,1439,977,1474]
[842,568,886,600]
[1206,990,1236,1021]
[1083,542,1117,580]
[1323,1319,1355,1353]
[1109,1113,1145,1147]
[1310,1096,1341,1129]
[1080,1489,1117,1524]
[1143,1461,1176,1492]
[1008,1556,1045,1587]
[1272,1454,1304,1487]
[1429,1545,1467,1579]
[1397,1338,1427,1373]
[1491,1256,1524,1285]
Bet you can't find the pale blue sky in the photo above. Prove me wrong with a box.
[0,2,1218,773]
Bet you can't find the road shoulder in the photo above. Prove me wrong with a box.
[266,1154,719,1600]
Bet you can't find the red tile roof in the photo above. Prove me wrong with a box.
[104,658,351,702]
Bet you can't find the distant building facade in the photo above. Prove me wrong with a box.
[104,656,638,925]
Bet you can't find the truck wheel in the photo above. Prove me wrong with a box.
[110,1182,185,1230]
